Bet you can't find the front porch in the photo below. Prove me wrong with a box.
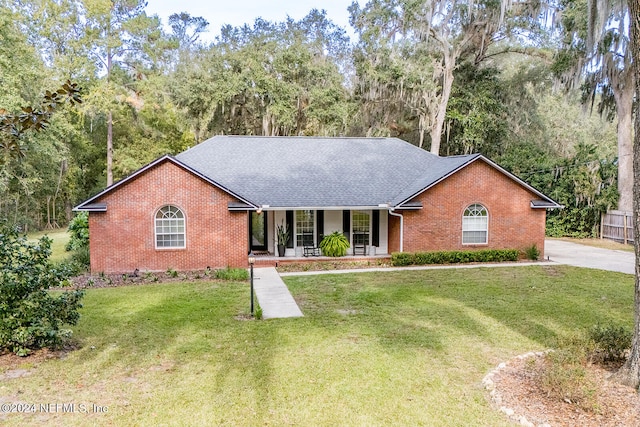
[249,208,392,259]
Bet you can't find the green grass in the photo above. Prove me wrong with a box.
[0,266,633,426]
[28,229,71,263]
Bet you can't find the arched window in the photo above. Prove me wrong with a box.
[462,204,488,244]
[155,205,185,248]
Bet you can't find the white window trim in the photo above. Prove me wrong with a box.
[462,204,488,245]
[155,205,186,250]
[295,210,316,248]
[351,210,372,246]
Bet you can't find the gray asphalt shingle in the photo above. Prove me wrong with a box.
[176,136,477,208]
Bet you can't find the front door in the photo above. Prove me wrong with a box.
[250,211,268,251]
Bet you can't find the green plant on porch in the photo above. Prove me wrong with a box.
[319,231,350,257]
[276,220,290,245]
[276,220,290,256]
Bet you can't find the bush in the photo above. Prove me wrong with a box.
[66,212,89,251]
[524,244,540,261]
[66,212,90,269]
[391,249,519,266]
[391,252,414,266]
[71,245,91,267]
[588,323,632,363]
[319,231,350,257]
[538,349,598,411]
[215,267,249,281]
[0,224,84,356]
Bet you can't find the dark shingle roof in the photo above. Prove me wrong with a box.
[175,136,479,208]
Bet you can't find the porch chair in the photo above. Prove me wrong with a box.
[302,231,321,257]
[352,232,368,256]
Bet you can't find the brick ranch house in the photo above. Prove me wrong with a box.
[74,136,561,273]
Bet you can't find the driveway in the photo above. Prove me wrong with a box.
[544,239,635,275]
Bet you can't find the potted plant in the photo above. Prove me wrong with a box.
[319,231,350,257]
[276,220,290,257]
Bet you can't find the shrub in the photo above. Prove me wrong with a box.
[66,212,90,269]
[391,249,519,266]
[588,323,632,363]
[319,231,350,257]
[524,244,540,261]
[71,245,90,268]
[0,224,84,356]
[216,267,249,281]
[66,212,89,252]
[391,252,414,266]
[538,349,598,411]
[54,257,87,279]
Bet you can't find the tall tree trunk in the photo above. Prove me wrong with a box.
[106,42,113,187]
[613,0,640,389]
[614,76,634,212]
[107,110,113,186]
[45,195,52,229]
[429,51,455,156]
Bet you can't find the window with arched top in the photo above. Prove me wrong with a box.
[462,204,488,244]
[155,205,185,249]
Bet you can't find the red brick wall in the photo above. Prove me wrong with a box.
[393,159,546,255]
[388,213,401,254]
[88,160,248,273]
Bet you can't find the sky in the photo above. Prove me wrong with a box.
[145,0,361,42]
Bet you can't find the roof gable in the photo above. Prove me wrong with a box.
[394,155,561,208]
[73,155,256,211]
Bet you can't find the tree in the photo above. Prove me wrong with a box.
[82,0,167,186]
[171,11,352,139]
[0,80,82,164]
[12,0,95,81]
[0,78,82,230]
[0,224,84,356]
[555,0,633,211]
[613,0,640,390]
[443,63,509,157]
[349,0,540,154]
[168,11,209,55]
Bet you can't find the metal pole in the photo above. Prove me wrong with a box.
[250,263,254,315]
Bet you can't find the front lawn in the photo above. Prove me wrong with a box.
[0,266,633,426]
[27,229,71,263]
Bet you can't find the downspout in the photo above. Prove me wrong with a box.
[388,209,403,252]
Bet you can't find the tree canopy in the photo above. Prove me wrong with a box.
[0,1,624,240]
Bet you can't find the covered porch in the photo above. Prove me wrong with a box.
[247,208,392,259]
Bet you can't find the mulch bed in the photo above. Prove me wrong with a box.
[488,352,640,426]
[68,268,222,288]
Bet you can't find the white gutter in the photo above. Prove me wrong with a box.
[388,209,404,252]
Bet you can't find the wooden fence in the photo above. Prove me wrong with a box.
[600,210,634,244]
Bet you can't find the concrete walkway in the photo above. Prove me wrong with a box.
[253,267,303,319]
[544,239,634,275]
